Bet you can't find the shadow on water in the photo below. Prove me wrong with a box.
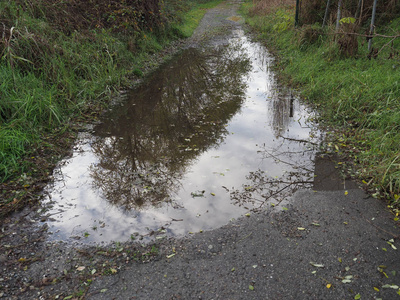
[42,31,321,244]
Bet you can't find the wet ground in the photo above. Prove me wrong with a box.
[41,28,319,244]
[1,0,400,299]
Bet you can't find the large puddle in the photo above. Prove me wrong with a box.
[42,30,320,244]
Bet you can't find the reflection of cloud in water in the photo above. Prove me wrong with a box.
[42,32,320,244]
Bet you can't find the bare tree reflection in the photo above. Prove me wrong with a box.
[230,140,317,208]
[270,90,295,138]
[90,44,252,210]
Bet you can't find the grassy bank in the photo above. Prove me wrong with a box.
[241,1,400,207]
[0,0,221,217]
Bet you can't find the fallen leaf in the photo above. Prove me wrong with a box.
[326,284,332,288]
[382,284,399,289]
[310,262,324,268]
[344,190,348,195]
[297,227,306,231]
[342,279,352,283]
[210,193,216,196]
[76,266,85,271]
[373,287,380,291]
[91,269,96,275]
[338,257,342,263]
[110,268,117,274]
[166,253,175,259]
[249,285,254,291]
[354,293,361,299]
[100,289,107,293]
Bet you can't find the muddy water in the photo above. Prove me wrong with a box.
[42,30,319,244]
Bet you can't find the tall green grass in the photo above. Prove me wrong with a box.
[241,2,400,204]
[0,0,221,186]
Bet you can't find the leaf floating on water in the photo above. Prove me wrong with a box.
[310,262,324,268]
[191,190,205,197]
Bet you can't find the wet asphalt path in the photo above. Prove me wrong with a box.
[86,1,400,299]
[87,188,400,299]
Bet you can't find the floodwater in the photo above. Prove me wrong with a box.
[42,30,320,244]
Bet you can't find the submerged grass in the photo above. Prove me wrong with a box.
[0,0,222,214]
[241,1,400,205]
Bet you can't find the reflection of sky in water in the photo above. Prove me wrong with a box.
[42,31,319,244]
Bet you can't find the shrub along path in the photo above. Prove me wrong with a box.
[0,1,399,299]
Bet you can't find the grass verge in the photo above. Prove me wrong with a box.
[241,1,400,208]
[0,0,222,219]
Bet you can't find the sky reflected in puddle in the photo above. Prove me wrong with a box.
[42,30,319,244]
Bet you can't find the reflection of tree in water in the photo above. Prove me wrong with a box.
[90,44,252,210]
[230,140,317,209]
[270,89,295,138]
